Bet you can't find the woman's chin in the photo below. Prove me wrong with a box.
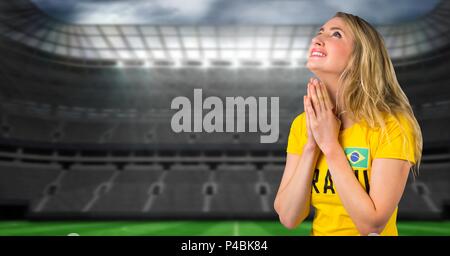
[306,62,323,73]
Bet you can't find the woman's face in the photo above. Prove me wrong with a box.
[306,17,354,75]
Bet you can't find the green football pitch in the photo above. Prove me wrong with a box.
[0,220,449,236]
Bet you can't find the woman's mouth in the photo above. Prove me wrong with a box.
[310,49,327,58]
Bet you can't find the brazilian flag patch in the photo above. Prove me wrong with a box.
[344,147,369,168]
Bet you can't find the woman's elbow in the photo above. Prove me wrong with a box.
[273,197,280,214]
[275,207,307,230]
[274,198,308,229]
[359,226,384,236]
[357,219,386,236]
[279,216,302,230]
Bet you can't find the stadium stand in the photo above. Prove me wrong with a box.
[41,164,117,213]
[0,161,60,201]
[91,164,164,215]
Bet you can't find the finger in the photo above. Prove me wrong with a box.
[308,80,320,115]
[304,96,313,122]
[304,95,310,127]
[310,79,322,113]
[320,81,333,111]
[307,82,312,109]
[307,80,311,98]
[305,95,316,120]
[304,95,308,113]
[308,88,318,119]
[305,102,312,137]
[315,80,327,112]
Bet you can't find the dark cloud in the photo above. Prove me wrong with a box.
[30,0,441,25]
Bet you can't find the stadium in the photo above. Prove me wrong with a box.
[0,0,449,236]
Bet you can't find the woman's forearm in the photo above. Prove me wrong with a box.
[323,143,380,235]
[275,143,321,229]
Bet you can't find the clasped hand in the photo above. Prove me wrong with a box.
[303,78,342,155]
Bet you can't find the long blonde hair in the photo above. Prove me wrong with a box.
[334,12,423,176]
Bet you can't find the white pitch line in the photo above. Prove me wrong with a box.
[233,221,239,236]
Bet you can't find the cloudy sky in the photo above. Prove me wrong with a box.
[30,0,440,25]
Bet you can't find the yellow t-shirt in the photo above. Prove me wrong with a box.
[286,112,416,236]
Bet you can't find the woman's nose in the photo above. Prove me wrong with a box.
[311,36,324,47]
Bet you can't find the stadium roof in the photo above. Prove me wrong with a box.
[0,0,449,67]
[30,0,440,25]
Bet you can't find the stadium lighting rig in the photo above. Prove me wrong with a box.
[114,58,301,69]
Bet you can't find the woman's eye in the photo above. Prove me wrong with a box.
[333,31,342,38]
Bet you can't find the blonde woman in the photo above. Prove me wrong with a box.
[274,12,423,236]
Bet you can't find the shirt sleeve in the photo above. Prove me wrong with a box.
[286,112,307,155]
[373,114,416,165]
